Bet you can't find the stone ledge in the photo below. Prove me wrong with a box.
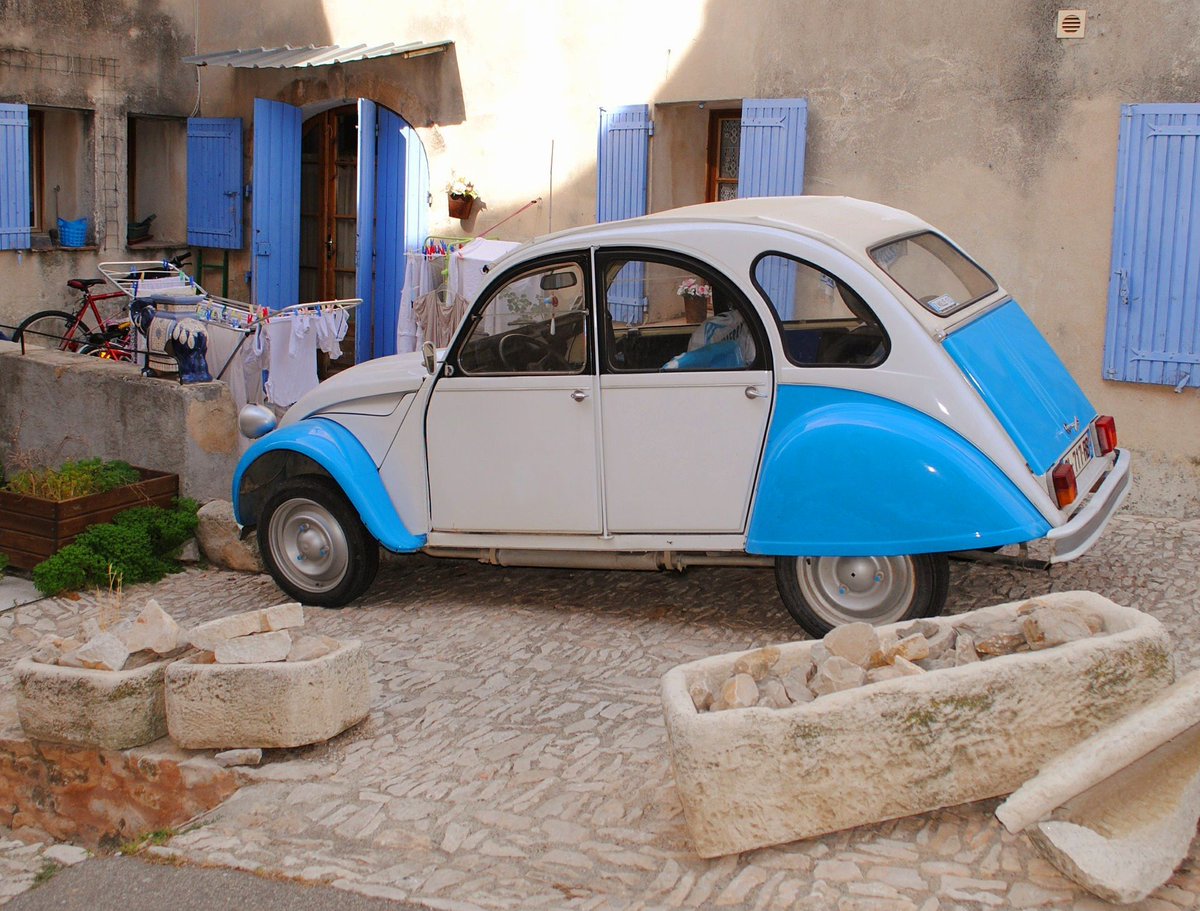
[0,718,237,849]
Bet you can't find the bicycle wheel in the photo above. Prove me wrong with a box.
[12,309,95,352]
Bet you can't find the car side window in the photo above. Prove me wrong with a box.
[601,254,764,373]
[752,254,889,367]
[455,262,589,376]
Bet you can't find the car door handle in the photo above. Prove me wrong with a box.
[744,385,769,400]
[571,389,589,402]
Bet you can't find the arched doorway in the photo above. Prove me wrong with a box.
[251,97,428,376]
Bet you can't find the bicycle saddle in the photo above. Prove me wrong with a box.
[68,278,106,291]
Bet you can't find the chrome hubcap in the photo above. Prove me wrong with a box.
[797,556,916,626]
[268,497,348,593]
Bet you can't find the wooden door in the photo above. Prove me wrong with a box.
[300,106,357,374]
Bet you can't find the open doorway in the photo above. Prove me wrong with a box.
[300,105,358,376]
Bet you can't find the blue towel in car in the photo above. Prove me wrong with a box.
[662,339,745,371]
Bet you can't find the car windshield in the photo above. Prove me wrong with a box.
[869,232,998,317]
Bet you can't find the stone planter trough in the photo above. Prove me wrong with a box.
[660,593,1173,858]
[165,640,370,749]
[15,655,171,750]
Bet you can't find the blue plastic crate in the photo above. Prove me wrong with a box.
[57,217,88,247]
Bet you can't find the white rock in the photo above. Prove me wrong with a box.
[889,634,930,663]
[262,602,304,632]
[214,748,263,767]
[122,599,181,654]
[780,667,814,703]
[891,655,925,676]
[720,673,759,709]
[80,618,102,642]
[810,655,867,696]
[823,623,879,669]
[955,633,980,665]
[688,679,714,712]
[41,844,89,866]
[72,633,130,671]
[189,603,303,651]
[286,634,339,663]
[758,677,791,709]
[214,630,292,664]
[177,538,201,563]
[196,499,264,573]
[1022,606,1094,650]
[733,646,780,681]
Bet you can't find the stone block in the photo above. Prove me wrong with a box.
[15,656,171,750]
[188,603,303,651]
[660,592,1172,858]
[213,630,291,664]
[165,640,370,749]
[122,599,182,655]
[997,670,1200,904]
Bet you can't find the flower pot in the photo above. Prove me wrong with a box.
[448,193,474,219]
[682,293,709,323]
[0,468,179,570]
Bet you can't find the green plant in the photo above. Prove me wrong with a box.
[32,498,199,596]
[0,553,8,579]
[5,458,139,501]
[33,860,61,885]
[119,827,176,856]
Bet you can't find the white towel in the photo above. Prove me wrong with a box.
[262,320,318,408]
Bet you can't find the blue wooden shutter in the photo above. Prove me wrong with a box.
[597,105,651,323]
[597,105,650,222]
[355,99,378,363]
[737,98,808,198]
[251,99,301,310]
[371,107,423,359]
[187,118,242,249]
[1104,104,1200,389]
[0,103,30,251]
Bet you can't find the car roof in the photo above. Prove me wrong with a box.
[518,196,932,257]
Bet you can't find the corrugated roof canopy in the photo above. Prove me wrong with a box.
[182,40,452,68]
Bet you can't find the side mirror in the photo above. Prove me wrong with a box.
[421,340,437,375]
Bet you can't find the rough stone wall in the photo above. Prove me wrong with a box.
[0,0,197,330]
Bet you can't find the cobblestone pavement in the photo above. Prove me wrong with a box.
[0,512,1198,910]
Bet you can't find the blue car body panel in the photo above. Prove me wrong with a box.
[746,386,1050,555]
[232,418,426,553]
[944,300,1096,475]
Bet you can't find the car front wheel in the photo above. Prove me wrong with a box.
[258,476,380,607]
[774,554,949,638]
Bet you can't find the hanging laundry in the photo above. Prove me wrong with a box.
[262,319,318,408]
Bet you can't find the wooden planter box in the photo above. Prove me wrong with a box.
[0,468,178,570]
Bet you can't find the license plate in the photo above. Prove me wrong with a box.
[1064,432,1093,477]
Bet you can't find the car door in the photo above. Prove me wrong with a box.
[425,257,601,534]
[597,250,774,534]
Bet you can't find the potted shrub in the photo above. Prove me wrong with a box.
[0,459,178,570]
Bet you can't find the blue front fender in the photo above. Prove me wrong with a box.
[747,387,1050,556]
[232,418,426,553]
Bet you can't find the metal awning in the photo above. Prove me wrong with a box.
[182,40,452,68]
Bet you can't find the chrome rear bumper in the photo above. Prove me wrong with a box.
[1045,449,1132,563]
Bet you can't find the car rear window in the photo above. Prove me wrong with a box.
[869,232,998,317]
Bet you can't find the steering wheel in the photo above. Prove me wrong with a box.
[497,333,569,372]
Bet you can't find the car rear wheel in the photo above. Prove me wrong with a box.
[774,553,949,638]
[258,475,379,607]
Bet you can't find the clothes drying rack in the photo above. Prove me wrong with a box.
[98,260,361,380]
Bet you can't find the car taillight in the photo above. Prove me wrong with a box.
[1095,415,1117,455]
[1052,463,1078,509]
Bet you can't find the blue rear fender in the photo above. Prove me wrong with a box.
[747,387,1050,556]
[232,418,426,553]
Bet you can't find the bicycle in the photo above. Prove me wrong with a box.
[12,252,192,359]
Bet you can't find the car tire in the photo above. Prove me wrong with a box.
[774,553,950,638]
[258,475,380,607]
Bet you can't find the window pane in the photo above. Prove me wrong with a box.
[457,263,588,375]
[870,232,997,317]
[719,118,741,179]
[754,254,888,367]
[605,257,757,372]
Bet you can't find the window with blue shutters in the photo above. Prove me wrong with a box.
[187,117,242,249]
[1105,103,1200,390]
[0,103,30,251]
[251,99,301,311]
[597,105,652,323]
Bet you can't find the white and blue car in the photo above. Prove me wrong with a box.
[234,197,1129,637]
